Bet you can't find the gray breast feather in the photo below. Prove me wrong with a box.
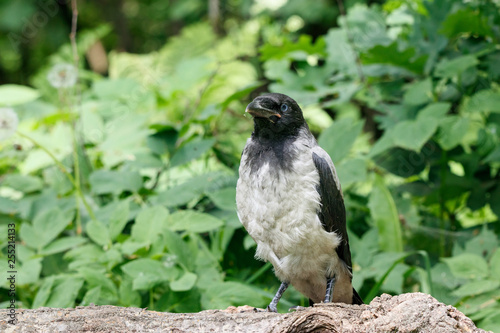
[236,137,342,292]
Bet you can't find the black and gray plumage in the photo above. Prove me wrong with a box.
[236,93,363,312]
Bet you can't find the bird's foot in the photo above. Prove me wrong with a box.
[288,305,307,312]
[266,304,278,313]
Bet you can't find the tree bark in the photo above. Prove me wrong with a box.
[0,293,489,333]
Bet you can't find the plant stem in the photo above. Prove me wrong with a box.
[72,131,82,234]
[149,288,154,309]
[16,131,76,185]
[16,130,97,224]
[439,150,447,257]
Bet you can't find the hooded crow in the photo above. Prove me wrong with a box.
[236,93,363,312]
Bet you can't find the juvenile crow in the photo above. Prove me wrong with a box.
[236,93,363,312]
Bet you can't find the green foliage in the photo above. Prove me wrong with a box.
[1,0,500,330]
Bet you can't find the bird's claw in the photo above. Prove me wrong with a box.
[266,304,278,313]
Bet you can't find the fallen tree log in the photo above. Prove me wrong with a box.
[0,293,489,333]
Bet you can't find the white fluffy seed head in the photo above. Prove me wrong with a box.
[0,107,19,141]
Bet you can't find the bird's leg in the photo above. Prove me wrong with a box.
[267,281,289,312]
[324,275,336,303]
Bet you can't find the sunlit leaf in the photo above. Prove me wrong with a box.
[368,176,403,252]
[442,253,489,280]
[131,206,169,245]
[453,280,500,297]
[89,170,143,195]
[319,118,364,164]
[45,277,84,308]
[0,84,40,106]
[170,272,197,292]
[170,138,216,167]
[121,258,178,290]
[167,210,224,233]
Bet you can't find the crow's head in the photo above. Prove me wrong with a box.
[246,93,306,140]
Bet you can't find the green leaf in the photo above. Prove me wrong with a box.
[318,118,364,164]
[464,227,498,259]
[81,106,105,144]
[170,272,197,291]
[167,210,224,233]
[99,114,151,168]
[121,258,177,290]
[18,258,42,285]
[336,158,367,188]
[40,237,87,255]
[64,244,104,270]
[490,250,500,282]
[21,207,70,249]
[0,197,17,214]
[2,174,43,193]
[368,176,403,252]
[339,4,391,50]
[403,78,433,105]
[243,234,256,250]
[453,279,500,298]
[156,288,202,313]
[147,127,178,156]
[207,187,236,211]
[120,240,150,256]
[456,290,498,316]
[119,278,141,307]
[434,55,478,78]
[260,34,326,61]
[131,206,169,245]
[80,286,101,306]
[200,281,266,309]
[370,103,450,155]
[78,267,118,302]
[89,170,143,195]
[437,116,470,150]
[86,220,111,247]
[440,8,493,39]
[156,172,223,207]
[163,229,195,271]
[391,117,437,152]
[325,29,357,75]
[484,146,500,163]
[32,277,55,309]
[418,102,451,120]
[479,312,500,332]
[442,253,489,280]
[464,90,500,114]
[0,84,40,106]
[45,277,84,308]
[170,138,216,167]
[361,42,427,74]
[92,78,141,99]
[104,200,130,240]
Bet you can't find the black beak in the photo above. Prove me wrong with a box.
[246,98,281,119]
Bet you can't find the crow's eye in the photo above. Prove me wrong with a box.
[280,104,288,112]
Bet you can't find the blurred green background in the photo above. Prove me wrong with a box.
[1,0,500,331]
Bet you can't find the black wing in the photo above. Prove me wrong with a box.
[312,152,352,272]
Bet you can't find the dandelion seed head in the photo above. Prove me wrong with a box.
[0,107,19,141]
[47,63,78,89]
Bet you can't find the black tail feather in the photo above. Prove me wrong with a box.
[352,288,364,304]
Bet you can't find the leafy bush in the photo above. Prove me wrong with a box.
[0,0,499,331]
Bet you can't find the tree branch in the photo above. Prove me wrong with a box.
[1,293,487,333]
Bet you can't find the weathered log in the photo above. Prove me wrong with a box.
[0,293,489,333]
